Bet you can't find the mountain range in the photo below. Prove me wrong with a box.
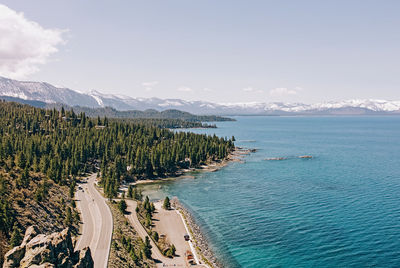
[1,76,399,115]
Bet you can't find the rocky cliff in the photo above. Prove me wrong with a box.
[2,226,93,268]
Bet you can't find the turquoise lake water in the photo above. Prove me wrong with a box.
[141,116,400,267]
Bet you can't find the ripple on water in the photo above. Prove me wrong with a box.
[147,117,400,267]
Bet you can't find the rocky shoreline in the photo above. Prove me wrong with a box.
[137,147,255,267]
[134,146,254,185]
[171,198,223,268]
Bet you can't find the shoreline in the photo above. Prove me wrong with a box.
[171,198,221,268]
[133,146,255,267]
[133,146,254,186]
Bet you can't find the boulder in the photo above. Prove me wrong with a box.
[2,225,40,268]
[73,247,93,268]
[2,226,93,268]
[28,263,55,268]
[2,245,25,268]
[21,226,39,246]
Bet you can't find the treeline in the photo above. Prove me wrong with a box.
[109,118,217,129]
[0,99,217,129]
[0,101,234,242]
[49,105,235,123]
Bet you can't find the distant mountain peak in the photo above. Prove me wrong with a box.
[0,76,399,115]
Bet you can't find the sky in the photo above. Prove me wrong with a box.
[0,0,399,103]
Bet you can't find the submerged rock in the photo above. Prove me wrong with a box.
[265,157,287,161]
[2,226,93,268]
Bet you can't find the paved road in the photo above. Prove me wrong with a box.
[125,200,187,268]
[75,174,113,268]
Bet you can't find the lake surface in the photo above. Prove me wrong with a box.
[141,116,400,267]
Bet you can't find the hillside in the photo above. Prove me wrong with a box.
[0,161,80,266]
[0,99,223,129]
[0,101,234,265]
[49,104,234,122]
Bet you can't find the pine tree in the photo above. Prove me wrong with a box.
[142,236,152,259]
[118,199,127,214]
[10,223,22,247]
[163,196,171,210]
[127,185,134,198]
[170,244,176,256]
[65,207,73,227]
[20,166,29,188]
[16,151,26,169]
[69,182,75,198]
[152,231,159,242]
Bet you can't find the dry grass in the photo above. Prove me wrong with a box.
[108,202,155,268]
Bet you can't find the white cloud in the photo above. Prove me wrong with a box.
[177,86,193,92]
[203,87,213,92]
[141,81,158,91]
[0,4,65,79]
[142,81,158,87]
[243,87,263,93]
[269,87,298,96]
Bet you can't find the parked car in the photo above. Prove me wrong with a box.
[184,234,190,241]
[186,250,195,265]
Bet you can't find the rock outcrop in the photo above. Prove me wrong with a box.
[3,226,93,268]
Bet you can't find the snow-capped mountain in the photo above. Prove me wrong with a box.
[1,76,399,115]
[221,99,400,114]
[0,76,99,107]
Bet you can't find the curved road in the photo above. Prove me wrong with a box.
[75,174,113,268]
